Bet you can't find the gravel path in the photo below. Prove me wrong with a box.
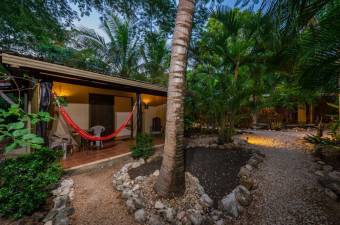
[69,130,340,225]
[70,162,138,225]
[234,130,340,225]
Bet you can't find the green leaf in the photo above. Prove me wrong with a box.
[30,115,39,125]
[38,111,52,122]
[0,135,6,141]
[22,133,38,140]
[30,137,44,144]
[8,122,25,130]
[12,129,29,137]
[5,142,18,152]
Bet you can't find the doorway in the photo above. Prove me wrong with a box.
[89,94,114,135]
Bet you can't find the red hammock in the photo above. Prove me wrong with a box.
[56,100,136,141]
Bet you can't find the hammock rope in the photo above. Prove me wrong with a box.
[54,94,136,141]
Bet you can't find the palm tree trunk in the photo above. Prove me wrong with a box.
[154,0,195,197]
[338,74,340,135]
[218,113,227,144]
[234,61,239,80]
[338,74,340,120]
[251,93,258,127]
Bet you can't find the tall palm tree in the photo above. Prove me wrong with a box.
[296,1,340,93]
[207,8,260,80]
[154,0,196,197]
[73,12,139,78]
[296,1,340,122]
[194,9,267,142]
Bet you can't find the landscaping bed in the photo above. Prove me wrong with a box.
[129,147,252,207]
[314,144,340,170]
[312,144,340,201]
[114,142,265,225]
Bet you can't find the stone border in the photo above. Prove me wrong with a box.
[313,158,340,201]
[219,151,265,219]
[113,144,265,225]
[43,178,75,225]
[311,144,340,201]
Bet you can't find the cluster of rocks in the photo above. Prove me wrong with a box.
[219,151,265,219]
[113,160,214,225]
[185,135,218,148]
[314,159,340,201]
[313,144,340,201]
[314,144,340,165]
[43,178,75,225]
[186,140,247,151]
[113,149,265,225]
[185,134,251,150]
[112,159,150,223]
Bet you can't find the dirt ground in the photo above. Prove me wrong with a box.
[70,162,138,225]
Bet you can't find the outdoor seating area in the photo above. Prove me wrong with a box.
[61,136,164,169]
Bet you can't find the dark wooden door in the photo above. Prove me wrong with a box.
[89,94,114,135]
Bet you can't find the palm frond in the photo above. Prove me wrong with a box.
[73,26,107,57]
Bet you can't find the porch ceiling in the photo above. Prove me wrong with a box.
[0,53,167,96]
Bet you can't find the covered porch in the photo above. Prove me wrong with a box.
[0,53,167,170]
[61,136,164,169]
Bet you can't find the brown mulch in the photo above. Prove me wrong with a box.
[129,147,252,207]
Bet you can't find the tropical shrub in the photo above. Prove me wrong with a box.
[131,133,154,159]
[0,148,63,219]
[0,104,52,152]
[304,134,340,146]
[329,120,340,141]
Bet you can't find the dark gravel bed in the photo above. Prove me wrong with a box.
[128,147,252,207]
[129,159,162,179]
[318,154,340,170]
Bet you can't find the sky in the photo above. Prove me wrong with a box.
[71,0,259,41]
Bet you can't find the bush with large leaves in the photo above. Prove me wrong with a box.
[0,104,62,219]
[0,104,52,152]
[0,148,63,219]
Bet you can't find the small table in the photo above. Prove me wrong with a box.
[72,132,95,152]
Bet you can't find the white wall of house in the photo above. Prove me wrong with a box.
[50,82,166,142]
[143,104,166,134]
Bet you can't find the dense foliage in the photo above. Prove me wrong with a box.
[0,0,339,140]
[0,94,62,219]
[0,104,52,152]
[185,0,340,141]
[0,148,63,218]
[131,133,154,159]
[186,8,273,142]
